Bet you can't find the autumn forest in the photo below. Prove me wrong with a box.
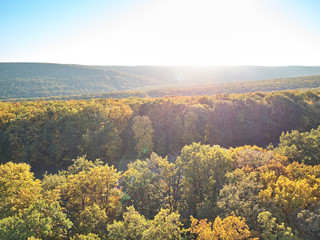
[1,87,320,239]
[2,0,320,236]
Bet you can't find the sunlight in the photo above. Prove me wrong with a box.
[119,0,258,65]
[118,0,300,66]
[29,0,320,66]
[46,0,261,65]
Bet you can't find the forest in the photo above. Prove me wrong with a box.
[9,75,320,102]
[2,63,320,100]
[1,89,320,239]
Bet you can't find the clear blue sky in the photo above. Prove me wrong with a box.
[1,0,320,66]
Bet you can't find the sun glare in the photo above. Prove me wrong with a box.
[96,0,301,66]
[16,0,320,66]
[115,0,259,65]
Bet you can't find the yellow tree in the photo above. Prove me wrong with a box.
[0,162,42,218]
[190,214,255,240]
[259,175,320,221]
[62,164,122,223]
[259,162,320,222]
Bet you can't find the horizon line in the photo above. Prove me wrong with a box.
[1,61,320,68]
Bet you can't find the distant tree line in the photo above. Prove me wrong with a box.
[1,90,320,174]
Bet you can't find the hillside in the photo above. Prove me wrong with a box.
[2,63,320,100]
[147,74,320,97]
[100,65,320,83]
[0,63,163,99]
[11,74,320,102]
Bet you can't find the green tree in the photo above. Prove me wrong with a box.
[142,208,184,240]
[74,204,108,238]
[217,169,264,229]
[276,126,320,165]
[108,207,183,240]
[293,203,320,240]
[257,211,300,240]
[70,233,101,240]
[121,153,166,218]
[182,110,202,145]
[66,155,103,175]
[231,145,287,170]
[179,143,234,220]
[0,200,72,240]
[157,154,183,211]
[107,206,149,240]
[131,115,154,157]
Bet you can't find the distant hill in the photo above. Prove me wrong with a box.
[99,65,320,83]
[17,74,319,101]
[7,75,320,102]
[2,63,320,100]
[146,74,320,97]
[0,63,163,100]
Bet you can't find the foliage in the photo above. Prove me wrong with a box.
[62,163,122,221]
[217,169,264,229]
[0,162,42,218]
[180,143,234,220]
[70,233,101,240]
[277,126,320,165]
[142,208,184,240]
[0,200,72,240]
[190,214,255,240]
[0,99,132,171]
[293,203,320,240]
[108,207,184,240]
[41,172,67,191]
[257,211,300,240]
[2,90,320,176]
[107,206,149,240]
[74,204,108,237]
[120,153,167,218]
[66,156,104,175]
[2,88,320,239]
[231,145,287,170]
[259,162,320,222]
[131,115,154,157]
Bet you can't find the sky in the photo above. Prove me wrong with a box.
[1,0,320,66]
